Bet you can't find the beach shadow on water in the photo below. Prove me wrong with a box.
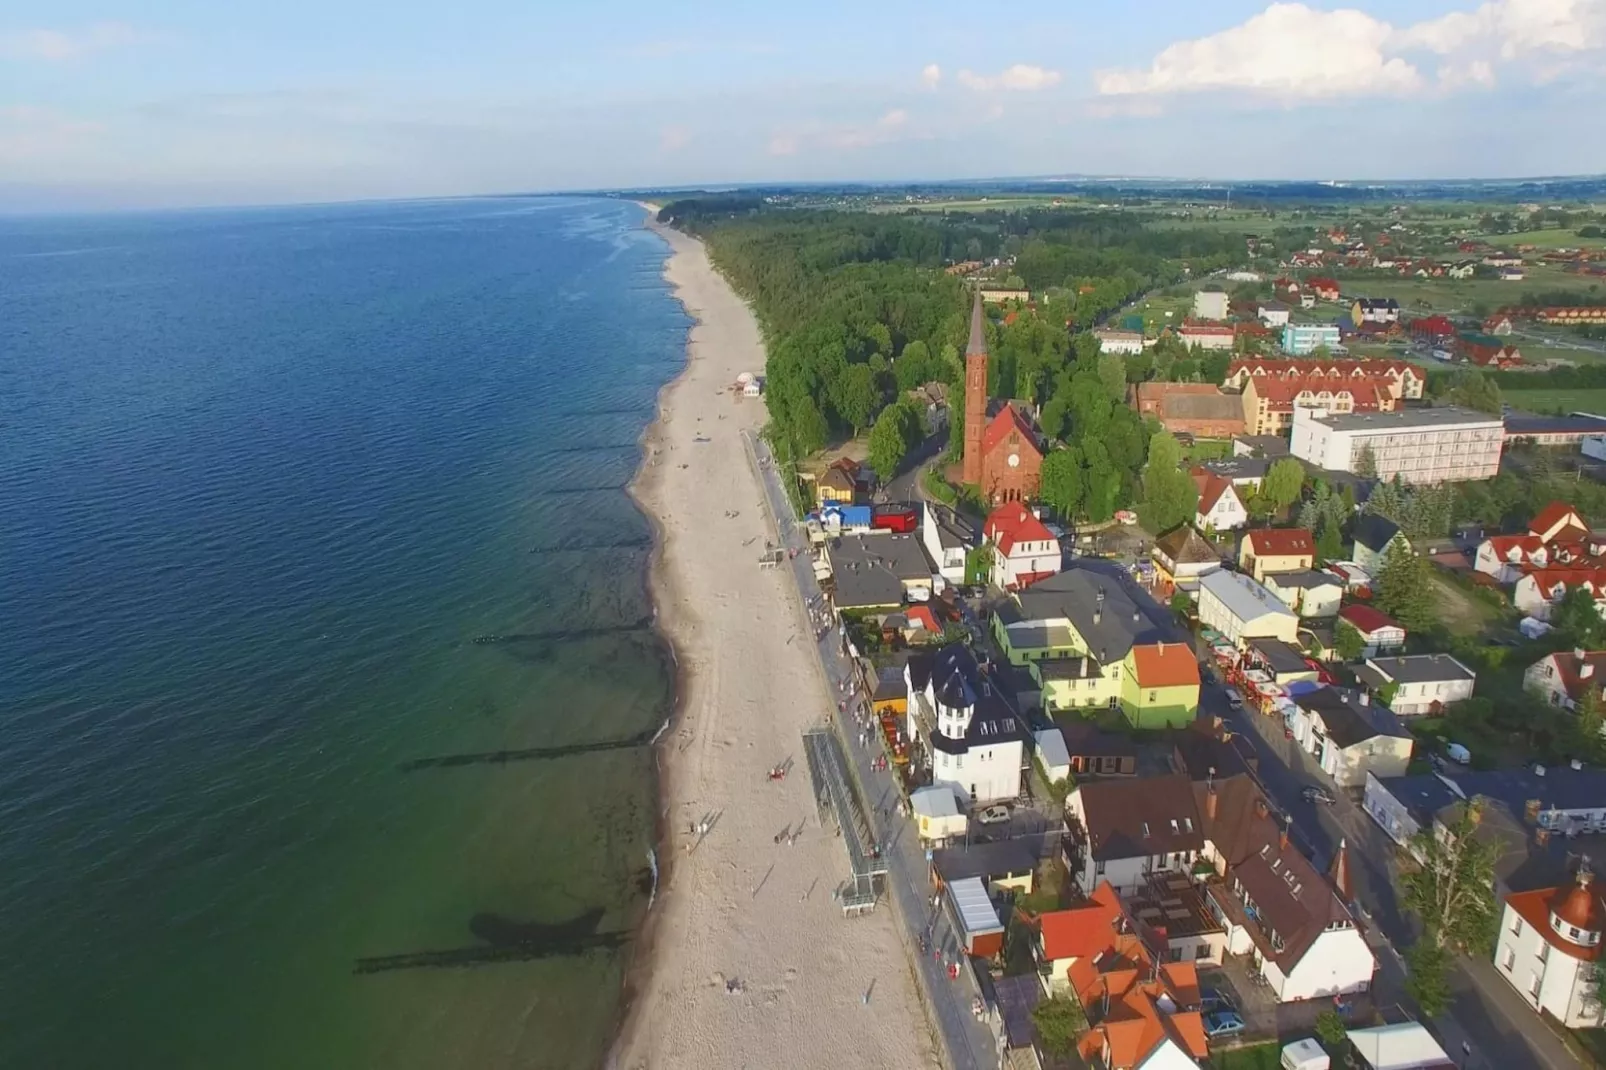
[353,907,630,974]
[398,727,655,772]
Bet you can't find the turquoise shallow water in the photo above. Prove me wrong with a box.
[0,197,684,1068]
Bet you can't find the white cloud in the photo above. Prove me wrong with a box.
[768,109,924,155]
[957,64,1062,92]
[920,63,941,90]
[879,108,907,127]
[0,21,153,61]
[1096,0,1606,102]
[659,125,691,151]
[1096,4,1421,98]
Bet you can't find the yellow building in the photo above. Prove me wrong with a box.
[1238,527,1315,581]
[992,568,1200,729]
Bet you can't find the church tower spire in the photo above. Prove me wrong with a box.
[962,289,988,487]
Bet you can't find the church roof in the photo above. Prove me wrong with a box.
[967,290,988,357]
[981,404,1041,458]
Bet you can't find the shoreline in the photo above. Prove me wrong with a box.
[611,204,936,1070]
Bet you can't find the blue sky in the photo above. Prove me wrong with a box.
[3,0,1604,209]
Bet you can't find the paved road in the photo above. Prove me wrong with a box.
[1211,682,1579,1069]
[880,429,949,506]
[747,430,1000,1070]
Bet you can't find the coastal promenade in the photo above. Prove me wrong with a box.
[747,429,1001,1070]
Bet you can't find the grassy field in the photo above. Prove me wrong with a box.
[1331,263,1592,315]
[1211,1042,1283,1070]
[1182,439,1233,462]
[1498,227,1604,250]
[1504,388,1606,414]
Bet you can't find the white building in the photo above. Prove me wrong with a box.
[921,503,975,587]
[1259,301,1292,327]
[1193,289,1229,321]
[1289,405,1504,484]
[1093,327,1145,355]
[1197,569,1299,645]
[910,786,968,846]
[1062,774,1204,895]
[1262,570,1344,619]
[1357,654,1476,715]
[1526,649,1606,713]
[1494,866,1606,1028]
[905,644,1027,806]
[1514,567,1606,622]
[1194,472,1249,533]
[983,502,1061,592]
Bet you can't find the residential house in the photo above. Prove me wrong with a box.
[1464,342,1524,368]
[932,839,1039,898]
[1500,267,1527,282]
[1409,315,1457,342]
[1262,570,1344,618]
[1307,277,1341,302]
[1197,569,1300,645]
[1525,649,1606,712]
[1365,764,1606,851]
[1356,654,1477,715]
[815,457,867,506]
[1351,298,1402,325]
[1193,469,1249,533]
[1059,719,1140,778]
[904,643,1028,806]
[1352,515,1408,576]
[1131,382,1247,439]
[1484,313,1516,334]
[992,566,1200,727]
[825,532,935,611]
[1179,320,1237,351]
[921,503,976,587]
[1514,566,1606,622]
[1193,289,1229,321]
[1198,456,1269,495]
[1337,604,1406,657]
[1063,775,1206,894]
[1035,882,1212,1070]
[983,501,1061,592]
[1281,323,1341,355]
[910,786,968,846]
[1094,327,1146,355]
[1538,307,1606,326]
[1533,501,1594,544]
[1291,405,1504,485]
[1240,527,1316,581]
[1195,774,1376,1000]
[1494,864,1606,1027]
[1259,301,1292,327]
[1151,524,1222,594]
[1509,413,1606,447]
[1475,502,1600,585]
[1289,688,1414,787]
[1447,261,1478,279]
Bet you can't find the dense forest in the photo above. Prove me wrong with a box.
[657,199,1242,519]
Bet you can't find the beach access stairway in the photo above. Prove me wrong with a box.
[803,727,886,913]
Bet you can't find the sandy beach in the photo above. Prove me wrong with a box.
[614,208,939,1070]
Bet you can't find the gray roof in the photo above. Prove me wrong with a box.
[1233,435,1291,458]
[1352,514,1403,553]
[966,290,987,356]
[1265,569,1341,591]
[1249,638,1311,676]
[920,643,1028,755]
[1013,564,1184,663]
[1294,688,1409,748]
[1310,405,1501,433]
[1035,654,1104,681]
[1365,653,1475,685]
[927,503,977,550]
[931,839,1039,884]
[1202,457,1270,481]
[829,533,933,609]
[1378,764,1606,823]
[1164,392,1245,421]
[1505,413,1606,436]
[1198,570,1297,625]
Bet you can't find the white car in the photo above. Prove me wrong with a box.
[976,805,1012,825]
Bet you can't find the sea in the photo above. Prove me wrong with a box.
[0,197,686,1069]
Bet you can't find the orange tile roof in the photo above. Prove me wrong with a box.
[1132,644,1201,689]
[1038,881,1124,962]
[1507,881,1606,962]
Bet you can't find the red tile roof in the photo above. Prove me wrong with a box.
[984,501,1055,558]
[1506,873,1606,962]
[1338,603,1400,635]
[1191,470,1237,516]
[981,403,1041,458]
[1038,881,1124,962]
[1531,501,1589,543]
[1244,528,1315,559]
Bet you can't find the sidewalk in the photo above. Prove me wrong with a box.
[748,431,1000,1070]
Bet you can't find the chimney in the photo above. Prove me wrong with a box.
[1206,779,1219,822]
[1158,641,1165,655]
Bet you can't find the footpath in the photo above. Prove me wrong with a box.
[746,430,1000,1070]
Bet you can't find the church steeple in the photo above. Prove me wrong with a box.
[962,289,989,488]
[966,288,988,357]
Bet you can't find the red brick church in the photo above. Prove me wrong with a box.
[961,291,1044,505]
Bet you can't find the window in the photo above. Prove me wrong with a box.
[1511,915,1523,936]
[1502,947,1516,971]
[1095,860,1106,876]
[1530,972,1543,999]
[1148,691,1158,702]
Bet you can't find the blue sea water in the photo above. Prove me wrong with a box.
[0,197,685,1068]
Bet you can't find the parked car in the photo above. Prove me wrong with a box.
[1198,988,1235,1013]
[976,805,1012,826]
[1302,785,1337,806]
[1224,687,1244,710]
[1446,742,1472,765]
[1204,1010,1246,1038]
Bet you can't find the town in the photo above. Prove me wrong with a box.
[663,188,1606,1070]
